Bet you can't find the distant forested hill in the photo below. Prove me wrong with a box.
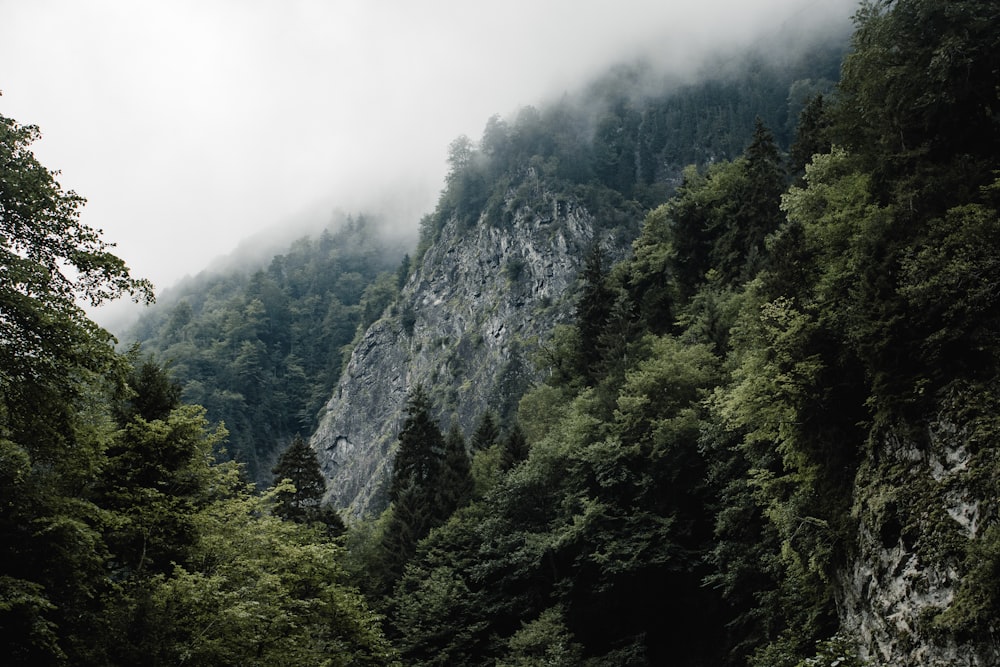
[127,38,846,488]
[124,215,410,482]
[421,39,845,254]
[8,2,999,664]
[353,2,1000,665]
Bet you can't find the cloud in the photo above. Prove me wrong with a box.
[0,0,858,301]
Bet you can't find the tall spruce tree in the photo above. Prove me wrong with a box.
[470,411,500,453]
[377,386,447,593]
[389,385,445,505]
[712,118,786,283]
[271,434,328,524]
[499,423,530,472]
[437,422,474,518]
[575,244,614,384]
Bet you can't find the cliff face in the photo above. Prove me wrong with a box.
[841,407,1000,666]
[311,188,624,516]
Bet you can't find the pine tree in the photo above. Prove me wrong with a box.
[712,118,786,284]
[437,422,474,517]
[114,355,182,426]
[470,411,500,453]
[376,386,448,594]
[788,94,831,179]
[575,244,614,384]
[271,434,328,523]
[389,385,445,505]
[499,423,530,471]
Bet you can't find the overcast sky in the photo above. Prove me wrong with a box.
[1,0,858,312]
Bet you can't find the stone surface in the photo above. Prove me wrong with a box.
[840,422,998,666]
[311,189,624,516]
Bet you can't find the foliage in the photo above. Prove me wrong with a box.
[417,41,845,255]
[270,434,345,535]
[0,108,149,665]
[0,107,392,664]
[9,4,1000,663]
[372,5,1000,665]
[0,113,153,387]
[127,214,407,483]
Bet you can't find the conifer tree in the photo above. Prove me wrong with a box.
[271,434,328,523]
[389,385,445,505]
[712,118,785,283]
[377,386,447,593]
[575,244,614,383]
[437,422,474,517]
[114,355,182,426]
[788,94,831,179]
[471,411,500,453]
[499,423,530,471]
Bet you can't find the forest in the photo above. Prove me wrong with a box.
[2,1,999,665]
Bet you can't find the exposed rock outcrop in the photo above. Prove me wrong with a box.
[311,189,627,516]
[841,413,1000,666]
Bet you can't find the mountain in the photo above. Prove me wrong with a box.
[318,4,1000,665]
[313,182,629,515]
[312,40,846,516]
[357,3,1000,665]
[6,2,999,664]
[124,213,410,483]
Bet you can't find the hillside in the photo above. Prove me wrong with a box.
[124,214,410,482]
[334,2,1000,665]
[313,38,846,515]
[4,2,999,665]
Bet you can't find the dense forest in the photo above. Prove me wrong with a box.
[126,216,410,483]
[3,0,1000,665]
[128,33,844,490]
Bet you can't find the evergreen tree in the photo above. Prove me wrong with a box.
[664,166,714,301]
[396,253,411,289]
[712,118,785,283]
[788,94,832,179]
[271,434,328,524]
[471,411,500,453]
[389,385,445,505]
[114,354,182,425]
[377,386,447,593]
[575,244,614,384]
[0,109,152,665]
[437,422,474,518]
[499,423,530,472]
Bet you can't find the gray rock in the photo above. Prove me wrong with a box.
[840,420,999,666]
[311,188,625,517]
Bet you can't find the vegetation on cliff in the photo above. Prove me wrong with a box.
[3,1,998,664]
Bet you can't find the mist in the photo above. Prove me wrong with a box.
[1,0,859,320]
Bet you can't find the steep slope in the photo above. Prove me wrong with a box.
[311,40,848,516]
[313,187,622,515]
[125,215,409,483]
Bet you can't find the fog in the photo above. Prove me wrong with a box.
[1,0,859,319]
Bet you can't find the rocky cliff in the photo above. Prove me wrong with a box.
[841,399,1000,666]
[311,185,628,516]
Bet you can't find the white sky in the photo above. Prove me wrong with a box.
[1,0,858,306]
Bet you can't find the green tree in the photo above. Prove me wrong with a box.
[711,118,785,284]
[377,386,447,593]
[835,0,1000,205]
[470,411,500,452]
[499,423,529,472]
[136,460,395,666]
[270,434,329,524]
[788,94,831,179]
[575,244,614,384]
[437,422,474,517]
[389,385,445,504]
[113,353,182,425]
[0,108,152,665]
